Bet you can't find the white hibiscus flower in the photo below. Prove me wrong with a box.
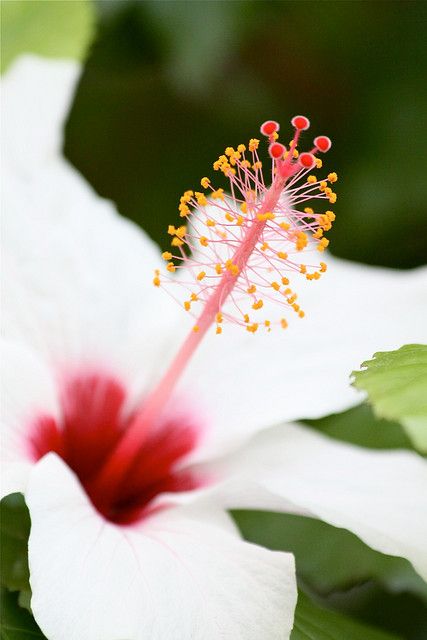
[1,55,427,640]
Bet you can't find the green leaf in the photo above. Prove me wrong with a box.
[0,589,46,639]
[0,495,31,595]
[1,0,95,74]
[292,591,400,640]
[303,404,412,450]
[352,344,427,452]
[233,511,427,602]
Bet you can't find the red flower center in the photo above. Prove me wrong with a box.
[28,373,203,525]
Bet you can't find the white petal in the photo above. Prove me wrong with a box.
[0,462,33,499]
[1,55,80,176]
[2,166,181,402]
[0,339,59,495]
[183,256,427,457]
[209,422,427,581]
[27,454,297,640]
[2,54,182,400]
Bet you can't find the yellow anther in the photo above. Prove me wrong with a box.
[240,202,248,214]
[319,214,332,231]
[184,301,191,311]
[304,207,314,214]
[272,131,279,141]
[171,237,184,247]
[288,294,297,304]
[279,222,290,231]
[315,158,323,169]
[190,293,198,302]
[313,228,323,239]
[252,299,264,310]
[317,238,330,252]
[284,288,292,296]
[271,281,280,291]
[260,242,269,251]
[326,210,336,221]
[206,219,215,227]
[167,262,176,273]
[212,188,225,200]
[292,303,300,312]
[328,172,338,183]
[200,177,210,188]
[162,251,172,260]
[216,312,223,323]
[277,251,288,260]
[296,231,308,251]
[225,146,235,157]
[249,138,259,152]
[252,161,263,171]
[225,212,234,222]
[243,314,250,323]
[299,310,305,318]
[300,264,307,274]
[193,325,200,333]
[247,284,257,294]
[179,205,190,217]
[264,320,271,328]
[236,215,244,226]
[237,144,246,153]
[153,275,160,287]
[168,225,177,235]
[199,236,209,247]
[281,318,288,329]
[197,271,206,280]
[246,323,259,333]
[307,175,317,184]
[195,192,208,206]
[329,193,337,204]
[241,159,251,169]
[257,211,275,222]
[281,277,289,285]
[313,271,320,280]
[320,262,327,273]
[176,226,187,238]
[215,263,222,275]
[216,326,222,334]
[324,187,333,197]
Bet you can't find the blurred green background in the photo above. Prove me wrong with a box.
[64,0,427,268]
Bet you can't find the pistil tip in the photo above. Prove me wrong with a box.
[314,136,332,152]
[291,115,310,130]
[299,152,316,169]
[269,142,286,159]
[261,120,280,136]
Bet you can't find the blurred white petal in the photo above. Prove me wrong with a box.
[206,422,427,580]
[184,256,427,458]
[1,54,80,176]
[27,454,297,640]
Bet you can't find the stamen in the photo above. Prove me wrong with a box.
[91,116,337,497]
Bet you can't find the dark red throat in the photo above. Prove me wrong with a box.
[29,373,202,525]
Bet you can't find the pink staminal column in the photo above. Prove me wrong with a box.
[91,115,336,500]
